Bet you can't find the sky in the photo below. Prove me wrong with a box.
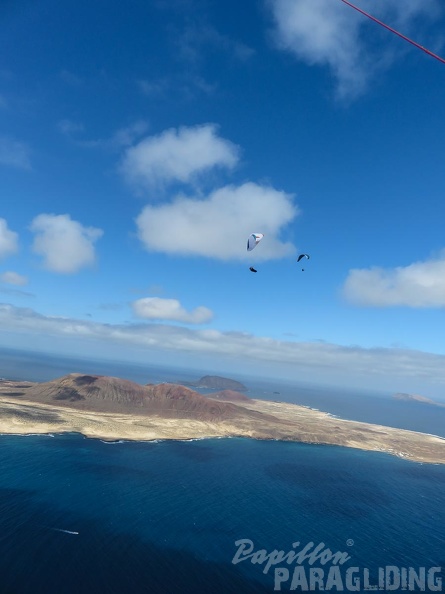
[2,0,445,398]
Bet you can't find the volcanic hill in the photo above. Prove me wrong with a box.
[209,390,251,402]
[22,374,261,422]
[2,374,445,464]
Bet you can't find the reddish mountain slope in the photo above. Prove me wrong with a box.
[209,390,251,402]
[24,374,260,422]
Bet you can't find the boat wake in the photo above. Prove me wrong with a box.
[51,528,79,535]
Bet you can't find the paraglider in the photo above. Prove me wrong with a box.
[297,253,310,271]
[247,233,264,251]
[247,232,264,273]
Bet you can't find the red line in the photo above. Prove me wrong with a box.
[339,0,445,65]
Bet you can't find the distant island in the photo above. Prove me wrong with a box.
[0,374,444,464]
[181,375,247,392]
[394,392,445,408]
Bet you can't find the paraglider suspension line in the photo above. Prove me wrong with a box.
[339,0,445,65]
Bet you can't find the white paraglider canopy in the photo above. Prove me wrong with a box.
[247,233,264,251]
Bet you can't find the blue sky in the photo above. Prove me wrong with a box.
[2,0,445,398]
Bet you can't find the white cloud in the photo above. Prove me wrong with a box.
[0,219,19,259]
[2,303,445,394]
[30,214,103,274]
[268,0,441,99]
[0,136,31,170]
[0,271,27,285]
[343,251,445,307]
[120,123,240,190]
[136,182,298,260]
[132,297,213,324]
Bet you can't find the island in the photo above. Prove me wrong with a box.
[0,373,444,464]
[181,375,247,391]
[394,392,445,407]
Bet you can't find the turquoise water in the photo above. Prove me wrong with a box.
[0,434,444,593]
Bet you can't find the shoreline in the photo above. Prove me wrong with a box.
[1,378,445,464]
[0,394,445,464]
[1,428,444,466]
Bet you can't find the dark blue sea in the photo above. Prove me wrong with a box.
[0,436,444,593]
[0,348,445,593]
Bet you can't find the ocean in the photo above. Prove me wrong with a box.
[0,435,444,593]
[0,348,444,593]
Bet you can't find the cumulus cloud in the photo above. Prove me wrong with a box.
[343,251,445,307]
[135,182,298,260]
[268,0,441,99]
[132,297,213,324]
[2,303,445,392]
[0,219,19,259]
[0,136,31,169]
[30,214,103,274]
[0,271,27,285]
[120,123,240,191]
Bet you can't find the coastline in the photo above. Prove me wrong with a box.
[1,384,445,464]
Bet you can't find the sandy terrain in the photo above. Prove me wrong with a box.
[0,379,444,463]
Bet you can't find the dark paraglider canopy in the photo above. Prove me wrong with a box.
[249,267,257,273]
[297,253,310,271]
